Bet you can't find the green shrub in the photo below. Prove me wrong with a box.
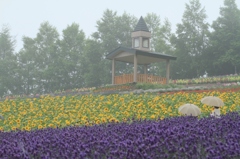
[135,83,180,90]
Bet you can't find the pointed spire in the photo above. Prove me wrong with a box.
[133,16,149,32]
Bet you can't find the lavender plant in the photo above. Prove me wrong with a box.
[0,113,240,158]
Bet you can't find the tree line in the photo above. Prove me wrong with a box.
[0,0,240,96]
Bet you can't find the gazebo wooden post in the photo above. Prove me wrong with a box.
[144,65,147,74]
[166,59,170,84]
[134,54,138,82]
[112,58,115,84]
[144,64,147,82]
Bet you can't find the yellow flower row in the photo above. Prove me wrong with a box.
[0,91,239,132]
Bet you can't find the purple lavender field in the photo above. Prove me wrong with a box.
[1,112,240,159]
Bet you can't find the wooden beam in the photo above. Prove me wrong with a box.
[144,65,147,74]
[166,59,170,84]
[134,54,138,82]
[112,59,115,84]
[144,64,147,82]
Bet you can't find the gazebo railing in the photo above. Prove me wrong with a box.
[114,74,166,85]
[114,74,134,84]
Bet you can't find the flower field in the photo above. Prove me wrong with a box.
[1,90,240,158]
[1,113,240,158]
[170,74,240,85]
[0,91,240,132]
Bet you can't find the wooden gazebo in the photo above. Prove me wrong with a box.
[105,16,177,85]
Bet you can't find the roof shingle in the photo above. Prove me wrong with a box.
[133,16,149,32]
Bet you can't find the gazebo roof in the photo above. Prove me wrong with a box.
[105,46,177,65]
[133,16,150,32]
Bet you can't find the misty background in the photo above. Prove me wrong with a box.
[0,0,240,96]
[2,0,239,52]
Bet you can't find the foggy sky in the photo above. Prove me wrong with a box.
[1,0,240,52]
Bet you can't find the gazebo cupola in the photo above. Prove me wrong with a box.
[131,16,151,52]
[105,16,177,85]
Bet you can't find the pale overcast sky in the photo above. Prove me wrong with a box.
[1,0,240,52]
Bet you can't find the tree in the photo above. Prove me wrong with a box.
[170,0,210,79]
[18,36,38,95]
[92,10,137,84]
[59,23,86,90]
[208,0,240,75]
[17,22,86,95]
[34,21,60,93]
[82,39,103,87]
[0,25,17,96]
[144,13,162,51]
[144,13,174,76]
